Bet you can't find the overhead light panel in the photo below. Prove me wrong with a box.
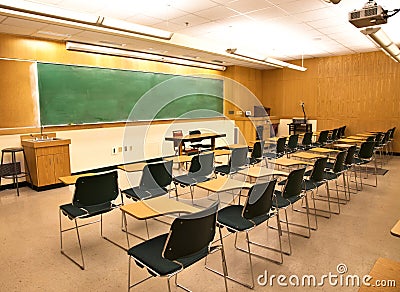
[226,48,307,71]
[361,27,400,62]
[66,42,226,71]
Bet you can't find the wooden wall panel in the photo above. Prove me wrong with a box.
[261,51,400,152]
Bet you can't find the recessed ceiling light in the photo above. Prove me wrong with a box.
[37,30,71,38]
[182,54,200,59]
[99,40,126,47]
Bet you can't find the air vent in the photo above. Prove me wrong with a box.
[365,7,377,17]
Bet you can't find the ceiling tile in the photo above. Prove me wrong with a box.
[225,0,273,14]
[124,14,163,26]
[277,0,327,14]
[35,24,83,35]
[1,17,48,29]
[169,13,210,28]
[152,21,186,32]
[195,5,238,21]
[0,23,37,35]
[294,7,336,22]
[171,0,219,13]
[53,0,107,14]
[245,7,288,21]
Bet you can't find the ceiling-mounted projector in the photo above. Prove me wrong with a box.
[349,1,388,28]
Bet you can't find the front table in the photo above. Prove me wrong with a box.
[165,132,226,156]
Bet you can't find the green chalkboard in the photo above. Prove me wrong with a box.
[37,63,224,125]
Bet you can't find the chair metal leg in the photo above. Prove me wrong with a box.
[205,226,255,289]
[59,210,85,270]
[100,214,127,251]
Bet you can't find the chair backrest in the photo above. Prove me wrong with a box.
[390,127,396,139]
[242,179,277,220]
[317,130,329,144]
[281,167,306,199]
[301,132,313,146]
[366,135,375,142]
[338,126,346,138]
[358,141,375,159]
[189,130,201,135]
[276,137,287,153]
[345,145,357,165]
[309,157,328,182]
[374,133,384,147]
[251,141,265,159]
[139,160,173,189]
[163,201,219,261]
[229,147,249,171]
[332,150,347,173]
[172,130,183,149]
[188,152,214,177]
[73,171,119,207]
[287,134,298,149]
[330,128,339,141]
[382,130,391,144]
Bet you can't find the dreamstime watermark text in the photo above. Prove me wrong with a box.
[257,263,397,288]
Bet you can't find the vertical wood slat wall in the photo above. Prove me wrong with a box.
[260,52,400,152]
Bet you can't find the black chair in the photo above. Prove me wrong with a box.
[337,126,346,139]
[292,157,329,228]
[388,127,396,157]
[127,201,228,292]
[285,134,299,155]
[326,128,339,144]
[206,180,282,289]
[299,132,313,150]
[188,130,212,151]
[59,171,121,270]
[312,130,329,147]
[249,141,266,165]
[215,147,249,176]
[122,160,175,201]
[328,145,358,197]
[174,152,215,202]
[354,141,377,188]
[265,137,286,159]
[320,150,347,214]
[271,167,306,253]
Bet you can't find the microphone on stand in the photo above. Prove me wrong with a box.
[300,102,306,123]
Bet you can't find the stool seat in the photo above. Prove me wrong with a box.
[1,146,32,196]
[2,147,24,153]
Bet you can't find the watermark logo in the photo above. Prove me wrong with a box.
[257,263,396,288]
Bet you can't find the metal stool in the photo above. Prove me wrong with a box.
[0,147,32,196]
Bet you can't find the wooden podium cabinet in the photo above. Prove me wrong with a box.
[21,138,71,188]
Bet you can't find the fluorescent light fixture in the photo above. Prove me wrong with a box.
[226,48,307,71]
[66,42,226,71]
[361,27,400,62]
[102,18,172,40]
[0,0,98,23]
[0,1,173,40]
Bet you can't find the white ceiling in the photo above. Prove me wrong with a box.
[0,0,399,70]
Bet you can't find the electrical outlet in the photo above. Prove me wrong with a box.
[118,146,123,153]
[129,146,133,151]
[124,146,128,152]
[111,147,118,155]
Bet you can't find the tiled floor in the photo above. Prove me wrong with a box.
[1,157,399,291]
